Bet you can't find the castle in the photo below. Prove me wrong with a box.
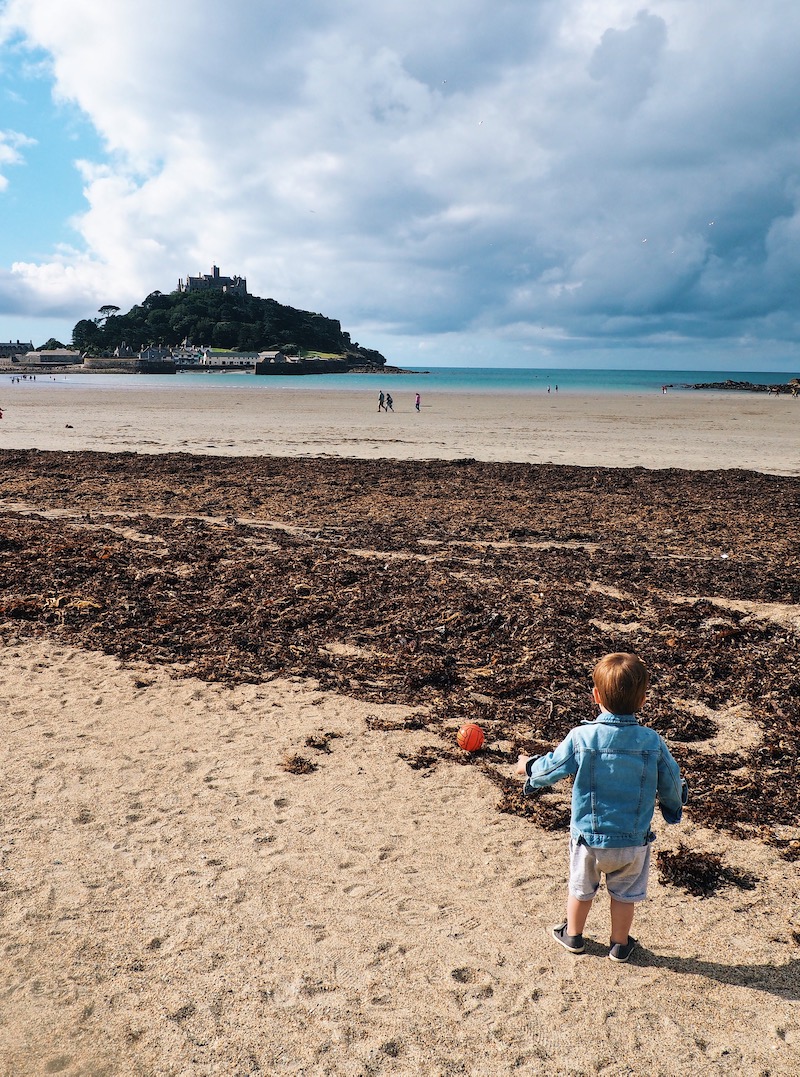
[178,265,247,297]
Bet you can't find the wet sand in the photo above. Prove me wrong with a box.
[1,377,798,473]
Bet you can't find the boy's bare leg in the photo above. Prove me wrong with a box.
[566,895,593,936]
[610,898,635,944]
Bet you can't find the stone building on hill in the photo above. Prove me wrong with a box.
[178,265,247,297]
[0,340,34,358]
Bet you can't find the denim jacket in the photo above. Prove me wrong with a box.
[523,711,688,848]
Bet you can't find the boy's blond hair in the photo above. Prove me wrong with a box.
[593,652,650,714]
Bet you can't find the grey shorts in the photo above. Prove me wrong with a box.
[568,837,651,903]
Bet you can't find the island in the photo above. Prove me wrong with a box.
[0,266,397,376]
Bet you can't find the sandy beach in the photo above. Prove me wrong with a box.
[2,639,798,1076]
[1,396,799,1075]
[0,377,798,473]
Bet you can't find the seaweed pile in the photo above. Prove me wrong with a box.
[657,844,759,898]
[1,450,798,863]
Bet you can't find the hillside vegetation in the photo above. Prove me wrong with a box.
[71,288,386,365]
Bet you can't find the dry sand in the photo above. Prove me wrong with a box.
[0,637,796,1077]
[1,381,799,1075]
[1,641,798,1076]
[1,377,798,473]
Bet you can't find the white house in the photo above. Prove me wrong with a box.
[199,349,259,367]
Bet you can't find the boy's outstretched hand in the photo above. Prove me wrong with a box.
[516,754,533,775]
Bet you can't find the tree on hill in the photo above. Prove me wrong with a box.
[37,338,66,350]
[72,319,102,354]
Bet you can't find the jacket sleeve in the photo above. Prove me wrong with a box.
[657,738,688,824]
[523,732,578,794]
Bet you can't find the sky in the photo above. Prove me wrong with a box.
[1,1,799,370]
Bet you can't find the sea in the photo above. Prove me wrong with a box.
[9,366,796,395]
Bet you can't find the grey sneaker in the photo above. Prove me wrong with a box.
[608,936,637,962]
[552,922,585,954]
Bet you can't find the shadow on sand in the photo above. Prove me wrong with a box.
[582,940,800,999]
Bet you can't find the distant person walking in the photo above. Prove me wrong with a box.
[385,393,394,412]
[378,391,386,412]
[414,392,421,411]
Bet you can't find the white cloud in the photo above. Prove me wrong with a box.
[0,127,35,189]
[1,0,800,362]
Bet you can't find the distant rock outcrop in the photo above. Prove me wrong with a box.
[691,378,799,395]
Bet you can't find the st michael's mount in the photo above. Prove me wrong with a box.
[1,267,394,376]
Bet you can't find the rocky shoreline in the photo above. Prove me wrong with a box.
[691,377,799,394]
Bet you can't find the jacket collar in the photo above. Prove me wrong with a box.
[582,710,639,726]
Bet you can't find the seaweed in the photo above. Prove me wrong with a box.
[657,844,759,897]
[280,753,318,774]
[1,450,798,854]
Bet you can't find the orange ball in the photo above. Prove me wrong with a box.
[457,723,485,752]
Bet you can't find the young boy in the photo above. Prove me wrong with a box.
[516,652,687,962]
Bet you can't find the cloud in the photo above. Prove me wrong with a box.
[588,9,667,117]
[1,0,800,363]
[0,127,35,189]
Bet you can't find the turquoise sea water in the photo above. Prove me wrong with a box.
[10,366,796,395]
